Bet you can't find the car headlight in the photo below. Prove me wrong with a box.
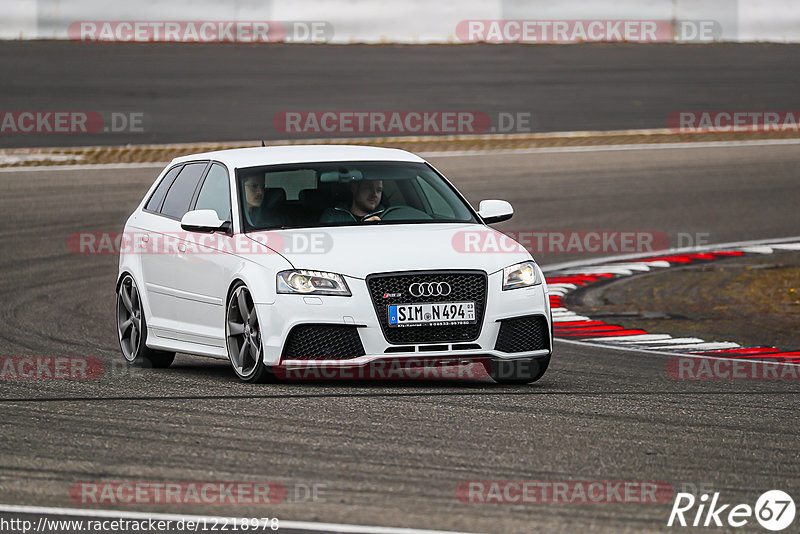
[277,270,351,296]
[502,261,542,290]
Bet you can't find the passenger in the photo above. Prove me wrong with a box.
[242,175,266,226]
[320,180,384,223]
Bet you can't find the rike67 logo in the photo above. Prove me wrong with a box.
[668,490,795,531]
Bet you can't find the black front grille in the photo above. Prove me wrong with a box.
[367,271,487,344]
[281,324,365,360]
[495,315,550,353]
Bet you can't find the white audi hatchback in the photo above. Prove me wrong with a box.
[116,146,552,383]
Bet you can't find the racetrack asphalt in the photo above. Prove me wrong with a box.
[1,42,800,148]
[0,144,798,532]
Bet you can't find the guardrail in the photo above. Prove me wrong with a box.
[3,0,799,43]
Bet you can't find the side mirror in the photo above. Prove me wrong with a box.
[477,200,514,224]
[180,210,229,232]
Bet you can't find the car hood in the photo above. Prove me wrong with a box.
[246,223,533,279]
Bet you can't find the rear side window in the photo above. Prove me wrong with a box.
[145,165,182,212]
[161,162,208,219]
[194,163,231,221]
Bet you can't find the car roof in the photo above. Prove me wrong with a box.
[169,145,426,169]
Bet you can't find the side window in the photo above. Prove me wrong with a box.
[194,163,231,221]
[145,165,182,212]
[416,176,455,218]
[160,162,207,219]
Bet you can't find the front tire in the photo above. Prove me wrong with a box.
[116,274,175,368]
[225,283,273,383]
[488,355,550,385]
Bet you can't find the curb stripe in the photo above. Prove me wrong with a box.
[544,238,800,361]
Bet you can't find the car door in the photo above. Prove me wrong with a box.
[130,164,182,337]
[171,162,237,348]
[138,161,209,339]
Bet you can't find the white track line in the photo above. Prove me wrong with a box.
[658,342,742,351]
[422,138,800,157]
[595,263,654,272]
[0,154,83,164]
[552,315,591,322]
[630,260,671,268]
[0,162,168,173]
[738,246,776,254]
[0,504,473,534]
[547,283,578,290]
[615,337,704,345]
[555,267,635,276]
[594,334,675,343]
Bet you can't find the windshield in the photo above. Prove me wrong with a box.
[236,161,478,231]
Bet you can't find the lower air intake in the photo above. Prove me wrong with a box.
[494,315,550,353]
[282,324,366,360]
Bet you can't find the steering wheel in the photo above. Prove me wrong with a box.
[373,206,433,221]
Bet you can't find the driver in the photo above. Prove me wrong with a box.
[320,180,384,223]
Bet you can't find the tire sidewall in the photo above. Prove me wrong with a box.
[117,274,145,364]
[226,283,268,382]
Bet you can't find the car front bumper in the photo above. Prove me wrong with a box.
[256,270,552,368]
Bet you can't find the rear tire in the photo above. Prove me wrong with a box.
[116,274,175,368]
[489,355,550,385]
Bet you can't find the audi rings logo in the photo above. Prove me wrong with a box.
[409,282,452,297]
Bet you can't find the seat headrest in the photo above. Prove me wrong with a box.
[263,188,286,207]
[298,188,331,212]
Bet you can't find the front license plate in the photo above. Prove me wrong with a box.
[388,302,476,327]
